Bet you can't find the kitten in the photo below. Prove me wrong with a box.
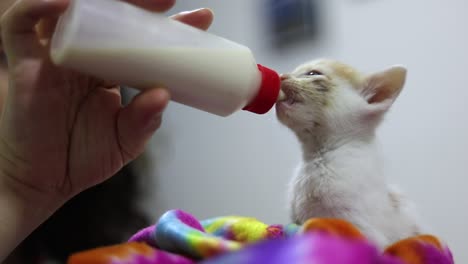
[276,59,420,248]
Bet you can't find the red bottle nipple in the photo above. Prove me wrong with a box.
[242,64,281,115]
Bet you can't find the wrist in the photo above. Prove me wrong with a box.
[0,172,65,261]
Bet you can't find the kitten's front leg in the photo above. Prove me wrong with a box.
[288,176,317,224]
[288,180,301,224]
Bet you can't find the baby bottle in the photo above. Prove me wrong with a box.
[50,0,284,116]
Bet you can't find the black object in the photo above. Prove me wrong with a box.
[266,0,320,47]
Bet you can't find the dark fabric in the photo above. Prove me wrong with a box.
[5,164,150,264]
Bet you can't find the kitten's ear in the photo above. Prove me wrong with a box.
[361,66,407,112]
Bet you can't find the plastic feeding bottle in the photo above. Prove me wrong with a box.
[50,0,284,116]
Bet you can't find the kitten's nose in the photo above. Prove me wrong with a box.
[280,74,291,81]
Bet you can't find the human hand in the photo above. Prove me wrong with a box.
[0,0,213,215]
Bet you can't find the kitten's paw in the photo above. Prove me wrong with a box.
[384,235,454,264]
[299,218,366,241]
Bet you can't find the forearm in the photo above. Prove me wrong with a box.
[0,174,63,261]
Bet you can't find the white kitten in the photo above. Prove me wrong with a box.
[276,59,420,248]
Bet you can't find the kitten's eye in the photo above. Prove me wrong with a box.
[306,70,323,76]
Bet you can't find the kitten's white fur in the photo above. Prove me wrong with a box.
[276,59,420,248]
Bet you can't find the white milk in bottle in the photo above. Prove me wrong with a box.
[50,0,284,116]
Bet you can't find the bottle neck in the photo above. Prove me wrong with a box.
[242,64,281,115]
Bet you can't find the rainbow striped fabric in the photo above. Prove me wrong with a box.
[67,209,454,264]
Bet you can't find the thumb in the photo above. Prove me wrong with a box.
[117,88,169,164]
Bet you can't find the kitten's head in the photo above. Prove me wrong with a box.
[276,59,406,139]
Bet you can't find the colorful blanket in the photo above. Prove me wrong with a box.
[67,210,454,264]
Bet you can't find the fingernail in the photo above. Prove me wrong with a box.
[177,8,207,16]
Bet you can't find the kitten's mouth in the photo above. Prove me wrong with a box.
[279,86,302,106]
[284,96,298,105]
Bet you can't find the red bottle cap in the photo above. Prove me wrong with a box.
[243,64,281,115]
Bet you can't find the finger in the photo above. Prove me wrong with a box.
[122,0,175,12]
[36,17,59,42]
[1,0,69,61]
[117,88,169,163]
[171,8,214,31]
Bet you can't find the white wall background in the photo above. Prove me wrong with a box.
[141,0,468,262]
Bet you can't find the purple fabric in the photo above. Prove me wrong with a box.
[128,226,157,248]
[175,210,205,232]
[419,244,455,264]
[201,233,403,264]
